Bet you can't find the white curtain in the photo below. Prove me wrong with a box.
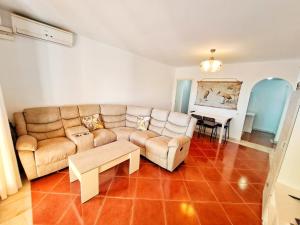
[0,85,22,200]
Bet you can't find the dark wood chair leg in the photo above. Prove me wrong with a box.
[210,128,213,142]
[227,126,230,140]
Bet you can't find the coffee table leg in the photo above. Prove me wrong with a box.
[80,168,99,203]
[129,149,140,174]
[69,160,77,182]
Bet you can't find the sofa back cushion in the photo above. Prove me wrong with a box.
[100,104,126,128]
[126,106,152,128]
[23,107,65,141]
[60,105,81,129]
[78,104,101,117]
[14,112,27,136]
[162,112,191,138]
[149,109,170,134]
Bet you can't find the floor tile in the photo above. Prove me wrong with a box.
[183,155,198,166]
[162,180,190,201]
[252,183,265,194]
[132,199,165,225]
[194,202,231,225]
[223,203,261,225]
[202,150,219,158]
[232,159,252,169]
[192,157,214,167]
[237,169,264,183]
[30,192,46,208]
[31,172,65,192]
[190,149,205,157]
[137,163,161,178]
[32,193,74,224]
[116,161,130,176]
[217,168,243,183]
[247,203,262,219]
[58,196,104,225]
[208,181,243,203]
[135,178,163,199]
[51,175,80,194]
[107,177,136,197]
[100,166,118,178]
[180,166,204,181]
[96,198,132,225]
[231,183,262,203]
[165,201,200,225]
[99,175,113,195]
[160,167,184,180]
[185,181,216,202]
[199,167,223,181]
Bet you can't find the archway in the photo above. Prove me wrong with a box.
[241,77,293,148]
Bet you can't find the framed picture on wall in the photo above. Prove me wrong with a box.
[195,80,243,110]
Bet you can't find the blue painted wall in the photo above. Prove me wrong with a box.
[175,80,192,113]
[247,78,292,134]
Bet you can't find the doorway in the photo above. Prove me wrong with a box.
[242,78,293,148]
[174,80,192,113]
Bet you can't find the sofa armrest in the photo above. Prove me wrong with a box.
[65,126,94,152]
[16,135,37,151]
[168,135,190,148]
[167,135,191,171]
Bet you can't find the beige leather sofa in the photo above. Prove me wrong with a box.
[14,104,197,180]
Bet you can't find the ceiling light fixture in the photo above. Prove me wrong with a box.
[200,49,223,73]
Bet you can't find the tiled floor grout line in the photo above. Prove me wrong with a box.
[93,175,115,225]
[182,179,202,225]
[203,176,234,225]
[128,174,138,225]
[55,195,77,224]
[30,192,48,210]
[158,178,168,225]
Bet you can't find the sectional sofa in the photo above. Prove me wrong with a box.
[14,104,197,180]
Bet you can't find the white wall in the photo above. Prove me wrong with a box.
[174,60,300,140]
[0,35,174,120]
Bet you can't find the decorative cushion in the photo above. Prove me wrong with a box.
[137,116,150,131]
[81,114,104,131]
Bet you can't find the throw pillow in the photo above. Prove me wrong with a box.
[81,114,104,131]
[137,116,150,131]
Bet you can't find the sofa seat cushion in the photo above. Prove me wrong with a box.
[110,127,137,140]
[130,130,159,148]
[35,137,76,166]
[145,136,171,159]
[92,129,117,147]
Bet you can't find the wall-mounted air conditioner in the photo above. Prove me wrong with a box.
[0,25,14,41]
[11,14,73,47]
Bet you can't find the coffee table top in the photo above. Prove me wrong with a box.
[68,140,140,174]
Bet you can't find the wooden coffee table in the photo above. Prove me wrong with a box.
[68,140,140,203]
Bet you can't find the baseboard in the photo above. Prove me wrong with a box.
[229,138,273,153]
[252,128,275,135]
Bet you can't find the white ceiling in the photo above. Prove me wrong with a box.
[1,0,300,66]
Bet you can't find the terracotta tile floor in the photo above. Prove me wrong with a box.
[30,135,269,225]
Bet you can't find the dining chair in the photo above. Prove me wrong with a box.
[215,118,232,142]
[191,114,203,137]
[202,116,218,141]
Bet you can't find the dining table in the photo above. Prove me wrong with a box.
[191,111,234,143]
